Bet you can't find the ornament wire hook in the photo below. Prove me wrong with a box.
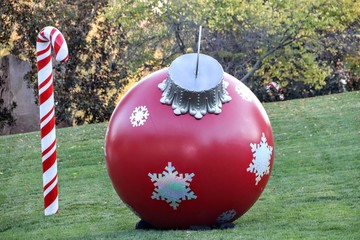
[195,25,202,79]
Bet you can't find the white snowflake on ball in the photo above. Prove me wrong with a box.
[247,132,273,185]
[148,162,197,210]
[130,105,149,127]
[217,209,237,224]
[235,84,253,102]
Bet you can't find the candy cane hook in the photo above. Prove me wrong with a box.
[37,26,68,216]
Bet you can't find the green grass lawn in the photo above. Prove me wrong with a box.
[1,91,359,239]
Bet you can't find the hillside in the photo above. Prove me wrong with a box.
[0,91,359,239]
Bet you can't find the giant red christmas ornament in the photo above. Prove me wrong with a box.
[105,52,274,229]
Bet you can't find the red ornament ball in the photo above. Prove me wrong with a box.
[105,54,274,229]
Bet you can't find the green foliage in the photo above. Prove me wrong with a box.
[106,0,200,74]
[107,0,360,93]
[258,49,331,89]
[1,0,127,125]
[0,92,359,239]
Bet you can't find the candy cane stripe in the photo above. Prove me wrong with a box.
[41,127,56,152]
[37,31,48,41]
[40,105,54,123]
[43,170,58,192]
[37,55,52,72]
[44,188,58,210]
[51,31,61,52]
[42,139,56,157]
[42,150,57,173]
[37,38,48,43]
[42,146,56,169]
[41,122,55,141]
[43,163,57,189]
[37,38,48,44]
[38,62,53,84]
[37,26,68,216]
[40,115,55,139]
[43,150,56,172]
[39,93,55,120]
[56,43,69,62]
[45,196,59,215]
[44,189,58,207]
[38,74,53,95]
[50,28,58,41]
[39,84,54,106]
[39,88,54,108]
[36,44,50,55]
[40,107,55,128]
[36,40,50,50]
[36,44,51,58]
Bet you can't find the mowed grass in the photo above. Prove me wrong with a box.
[0,91,359,239]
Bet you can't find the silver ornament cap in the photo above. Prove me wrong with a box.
[158,53,232,119]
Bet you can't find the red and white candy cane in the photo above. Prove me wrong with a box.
[37,26,68,215]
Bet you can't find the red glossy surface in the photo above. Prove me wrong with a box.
[105,68,274,229]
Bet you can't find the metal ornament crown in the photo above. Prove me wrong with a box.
[158,53,232,119]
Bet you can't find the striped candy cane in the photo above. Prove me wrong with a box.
[37,26,68,216]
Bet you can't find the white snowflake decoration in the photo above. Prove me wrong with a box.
[235,84,253,102]
[130,105,149,127]
[148,162,197,210]
[247,132,273,185]
[217,209,237,224]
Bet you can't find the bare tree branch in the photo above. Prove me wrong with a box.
[240,35,297,83]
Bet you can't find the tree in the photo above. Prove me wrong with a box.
[0,70,17,131]
[2,0,359,128]
[1,0,128,125]
[107,0,360,99]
